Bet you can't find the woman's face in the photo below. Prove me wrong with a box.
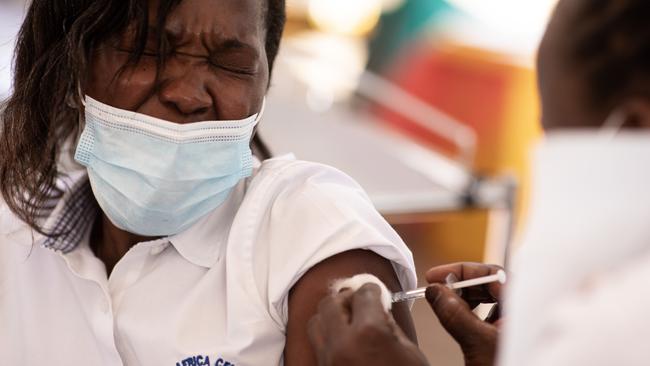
[85,0,268,124]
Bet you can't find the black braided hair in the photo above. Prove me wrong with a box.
[568,0,650,111]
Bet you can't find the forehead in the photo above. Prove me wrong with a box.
[154,0,265,40]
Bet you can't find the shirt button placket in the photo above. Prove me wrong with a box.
[94,286,123,366]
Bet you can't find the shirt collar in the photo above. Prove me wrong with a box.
[41,175,97,254]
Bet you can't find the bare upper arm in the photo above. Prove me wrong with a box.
[283,249,416,366]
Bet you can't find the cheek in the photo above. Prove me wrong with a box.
[86,48,158,109]
[208,68,269,118]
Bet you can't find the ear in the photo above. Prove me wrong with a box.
[618,98,650,129]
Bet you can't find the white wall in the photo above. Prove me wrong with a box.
[0,1,25,98]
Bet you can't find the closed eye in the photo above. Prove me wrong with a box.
[210,62,258,76]
[112,45,158,58]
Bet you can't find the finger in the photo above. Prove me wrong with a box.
[425,284,494,346]
[425,263,502,283]
[307,315,327,352]
[317,293,351,335]
[425,263,504,301]
[385,311,413,345]
[350,283,390,328]
[307,315,335,366]
[336,288,355,308]
[430,264,503,307]
[336,289,356,319]
[458,286,499,309]
[337,287,355,296]
[328,287,356,314]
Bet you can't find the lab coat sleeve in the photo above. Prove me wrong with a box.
[248,160,417,330]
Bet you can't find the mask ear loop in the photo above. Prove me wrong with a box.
[76,84,87,131]
[74,84,87,151]
[57,84,88,174]
[77,84,87,108]
[254,97,266,125]
[599,109,627,141]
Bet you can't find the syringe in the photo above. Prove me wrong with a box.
[391,270,507,303]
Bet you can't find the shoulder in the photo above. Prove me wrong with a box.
[248,156,368,201]
[241,156,409,256]
[240,157,399,252]
[243,157,376,226]
[233,157,416,320]
[242,163,420,363]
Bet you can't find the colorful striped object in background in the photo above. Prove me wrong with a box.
[375,39,541,263]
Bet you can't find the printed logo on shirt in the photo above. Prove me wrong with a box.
[175,355,235,366]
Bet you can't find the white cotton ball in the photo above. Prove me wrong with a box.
[331,273,392,312]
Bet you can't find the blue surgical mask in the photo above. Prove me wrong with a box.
[74,96,264,236]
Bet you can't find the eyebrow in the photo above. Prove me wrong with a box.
[150,25,259,56]
[214,38,258,53]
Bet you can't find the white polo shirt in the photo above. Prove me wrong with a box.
[0,156,416,366]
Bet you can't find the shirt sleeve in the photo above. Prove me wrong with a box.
[248,159,417,330]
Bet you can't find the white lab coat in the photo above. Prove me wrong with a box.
[499,132,650,366]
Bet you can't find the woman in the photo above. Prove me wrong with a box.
[0,1,417,365]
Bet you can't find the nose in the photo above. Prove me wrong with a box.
[158,69,213,119]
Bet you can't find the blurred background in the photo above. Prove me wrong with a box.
[0,0,556,364]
